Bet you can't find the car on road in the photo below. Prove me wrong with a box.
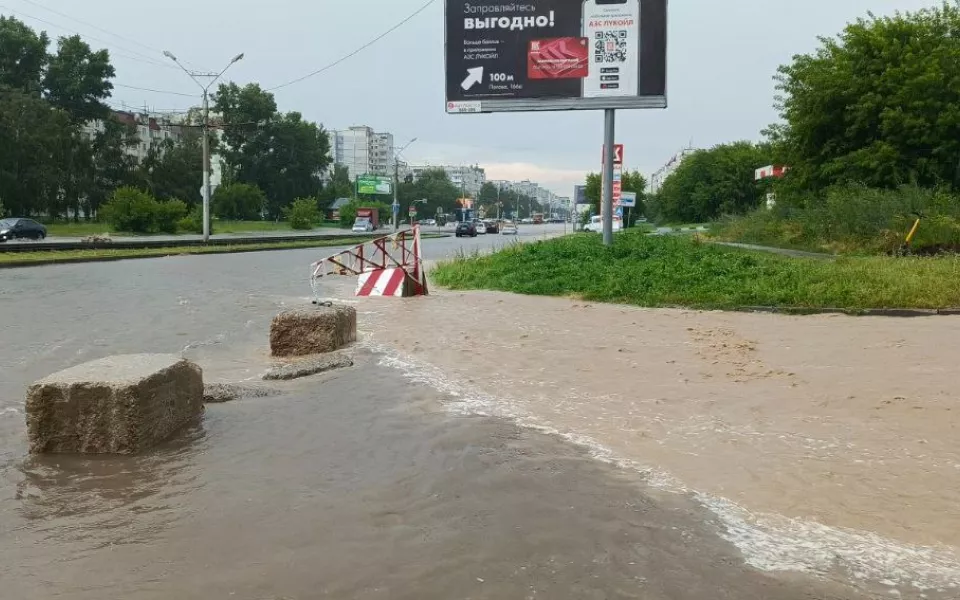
[520,218,534,224]
[421,219,437,227]
[475,221,487,234]
[455,221,477,237]
[500,221,518,235]
[583,215,623,233]
[483,220,499,234]
[351,221,374,233]
[0,218,47,242]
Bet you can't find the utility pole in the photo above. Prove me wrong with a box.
[393,137,417,230]
[601,109,616,246]
[163,51,244,242]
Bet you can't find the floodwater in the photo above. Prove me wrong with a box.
[0,240,940,598]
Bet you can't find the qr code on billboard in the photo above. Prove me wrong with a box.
[594,30,627,63]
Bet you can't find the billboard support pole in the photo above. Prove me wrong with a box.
[602,109,616,246]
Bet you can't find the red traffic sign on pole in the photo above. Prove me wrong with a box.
[602,144,624,165]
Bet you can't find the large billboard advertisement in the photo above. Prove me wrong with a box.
[445,0,666,113]
[357,176,393,195]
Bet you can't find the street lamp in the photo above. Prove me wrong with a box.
[393,137,417,231]
[164,51,244,242]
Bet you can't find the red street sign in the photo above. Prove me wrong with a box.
[602,144,624,165]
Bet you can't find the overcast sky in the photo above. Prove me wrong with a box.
[2,0,934,195]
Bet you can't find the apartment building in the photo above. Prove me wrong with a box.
[80,110,186,164]
[405,164,486,196]
[330,126,395,180]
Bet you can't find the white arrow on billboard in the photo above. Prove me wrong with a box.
[461,67,483,90]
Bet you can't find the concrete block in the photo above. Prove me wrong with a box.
[270,305,356,357]
[25,354,204,455]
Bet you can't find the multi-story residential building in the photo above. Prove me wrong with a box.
[650,146,696,193]
[80,110,186,164]
[330,126,396,180]
[404,164,486,197]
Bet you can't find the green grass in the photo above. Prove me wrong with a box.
[0,237,374,267]
[431,231,960,310]
[43,220,339,237]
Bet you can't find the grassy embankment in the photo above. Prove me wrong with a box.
[712,185,960,256]
[432,231,960,310]
[0,237,375,267]
[44,220,339,237]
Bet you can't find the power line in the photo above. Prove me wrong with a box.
[0,4,177,70]
[266,0,438,91]
[113,83,196,98]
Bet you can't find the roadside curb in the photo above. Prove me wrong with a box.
[736,306,955,317]
[0,234,452,269]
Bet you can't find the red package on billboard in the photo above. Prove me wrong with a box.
[528,37,589,80]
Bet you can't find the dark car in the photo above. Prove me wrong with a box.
[483,220,500,234]
[0,218,47,242]
[455,221,477,237]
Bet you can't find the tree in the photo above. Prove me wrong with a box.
[213,182,266,220]
[139,130,204,206]
[43,35,114,124]
[583,169,648,218]
[214,83,332,217]
[770,2,960,193]
[655,142,771,223]
[397,168,461,218]
[0,17,48,93]
[86,118,139,218]
[285,197,320,230]
[319,163,353,209]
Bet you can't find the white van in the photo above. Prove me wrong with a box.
[583,216,623,233]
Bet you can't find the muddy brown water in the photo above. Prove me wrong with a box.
[0,245,942,598]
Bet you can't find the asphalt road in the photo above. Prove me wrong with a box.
[4,223,570,245]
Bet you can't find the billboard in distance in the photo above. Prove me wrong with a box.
[357,176,393,195]
[445,0,667,113]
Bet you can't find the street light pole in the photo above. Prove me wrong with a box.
[393,137,417,231]
[163,51,244,242]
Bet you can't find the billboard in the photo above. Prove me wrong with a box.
[445,0,667,113]
[574,184,587,205]
[357,176,392,195]
[619,191,636,207]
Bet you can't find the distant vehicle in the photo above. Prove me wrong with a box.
[421,218,437,226]
[583,215,623,233]
[532,213,545,224]
[475,221,487,234]
[520,218,534,224]
[352,207,380,232]
[455,221,477,237]
[483,220,499,234]
[500,221,518,235]
[547,217,564,223]
[0,218,46,242]
[638,217,648,223]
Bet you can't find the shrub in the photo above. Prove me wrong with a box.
[285,197,320,230]
[100,187,158,233]
[155,199,189,233]
[177,205,207,234]
[213,183,266,221]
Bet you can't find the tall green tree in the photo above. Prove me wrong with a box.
[655,142,771,223]
[770,2,960,193]
[397,168,461,217]
[0,17,48,93]
[213,83,331,217]
[584,169,648,217]
[139,130,204,206]
[319,163,353,208]
[43,35,114,123]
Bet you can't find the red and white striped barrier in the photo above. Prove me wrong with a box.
[311,225,428,299]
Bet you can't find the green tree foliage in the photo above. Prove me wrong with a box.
[138,129,204,206]
[285,197,321,230]
[396,168,461,218]
[770,2,960,192]
[655,142,771,223]
[100,187,187,233]
[178,205,206,234]
[0,17,48,93]
[319,164,354,209]
[584,170,647,220]
[213,182,266,220]
[213,83,332,218]
[43,35,113,123]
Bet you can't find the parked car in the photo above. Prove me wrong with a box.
[455,221,477,237]
[483,220,499,234]
[520,218,534,224]
[351,220,374,233]
[583,215,623,233]
[0,218,47,242]
[500,221,518,235]
[475,221,487,234]
[421,218,437,226]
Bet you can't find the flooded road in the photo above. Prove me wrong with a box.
[0,233,904,598]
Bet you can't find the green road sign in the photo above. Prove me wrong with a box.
[357,176,392,195]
